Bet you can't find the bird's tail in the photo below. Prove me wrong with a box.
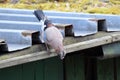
[59,50,66,60]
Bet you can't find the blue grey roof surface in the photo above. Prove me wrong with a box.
[0,8,41,52]
[0,29,32,51]
[44,10,120,31]
[0,8,120,52]
[47,16,97,36]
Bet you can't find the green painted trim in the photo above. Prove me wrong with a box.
[35,60,44,80]
[0,57,63,80]
[116,58,120,80]
[97,59,114,80]
[22,62,36,80]
[44,57,63,80]
[0,65,22,80]
[65,54,85,80]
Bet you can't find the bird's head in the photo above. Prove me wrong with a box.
[44,19,53,28]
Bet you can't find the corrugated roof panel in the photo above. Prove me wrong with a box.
[7,44,30,51]
[0,13,39,22]
[0,8,34,14]
[0,29,40,52]
[0,20,42,31]
[48,16,98,36]
[44,11,120,31]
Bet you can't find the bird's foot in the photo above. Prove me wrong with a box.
[45,43,51,55]
[58,51,66,60]
[46,48,51,55]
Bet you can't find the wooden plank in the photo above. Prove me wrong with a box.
[65,54,85,80]
[22,62,36,80]
[66,36,112,53]
[0,32,120,69]
[111,33,120,42]
[97,59,114,80]
[54,23,72,28]
[0,50,57,69]
[22,30,39,36]
[89,18,105,21]
[0,65,22,80]
[44,57,63,80]
[0,34,113,69]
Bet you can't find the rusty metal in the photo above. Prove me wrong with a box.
[54,23,73,36]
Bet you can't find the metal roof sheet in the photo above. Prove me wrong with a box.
[0,13,38,22]
[47,16,98,36]
[1,8,120,52]
[44,11,120,31]
[0,8,34,14]
[0,29,40,52]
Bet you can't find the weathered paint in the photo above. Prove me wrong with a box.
[101,42,120,59]
[44,57,63,80]
[65,54,85,80]
[116,58,120,80]
[0,53,120,80]
[0,65,22,80]
[97,59,114,80]
[22,62,36,80]
[0,56,63,80]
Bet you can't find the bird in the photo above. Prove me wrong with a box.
[44,20,66,60]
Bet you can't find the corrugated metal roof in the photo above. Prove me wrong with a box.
[48,16,98,36]
[0,8,33,14]
[0,13,38,22]
[44,10,120,31]
[0,8,41,52]
[0,29,40,51]
[0,8,120,52]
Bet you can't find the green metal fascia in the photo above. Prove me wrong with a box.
[101,42,120,59]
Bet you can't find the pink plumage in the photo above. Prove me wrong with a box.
[44,20,66,59]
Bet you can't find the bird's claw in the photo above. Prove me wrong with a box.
[59,51,66,60]
[46,48,51,55]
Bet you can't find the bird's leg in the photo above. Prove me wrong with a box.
[59,51,66,60]
[45,43,51,55]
